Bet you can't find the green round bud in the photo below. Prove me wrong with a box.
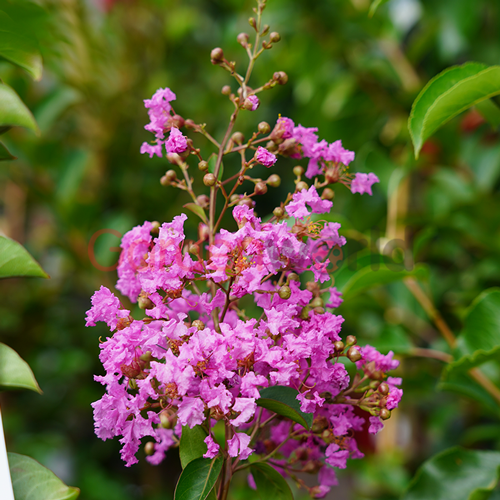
[273,207,284,218]
[300,305,311,320]
[145,441,155,455]
[138,295,154,310]
[273,71,288,85]
[267,174,281,187]
[203,173,217,186]
[380,408,391,420]
[258,121,271,134]
[230,194,240,203]
[269,32,281,43]
[196,194,209,208]
[185,119,196,129]
[293,165,304,176]
[378,382,390,395]
[192,320,205,330]
[160,175,169,186]
[231,131,245,145]
[198,160,208,171]
[254,182,268,195]
[151,221,160,233]
[237,32,249,46]
[296,181,308,192]
[166,170,177,182]
[322,188,335,200]
[189,244,199,255]
[210,47,224,64]
[345,335,357,346]
[248,17,257,29]
[334,341,344,352]
[287,272,300,282]
[310,297,324,308]
[278,285,291,299]
[160,412,171,429]
[347,346,362,362]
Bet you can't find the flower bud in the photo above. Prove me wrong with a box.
[321,429,335,444]
[221,85,232,96]
[138,295,154,310]
[380,409,391,420]
[278,285,291,299]
[267,174,281,187]
[273,71,288,85]
[129,378,138,390]
[231,131,245,145]
[151,221,160,233]
[203,173,217,186]
[300,305,311,320]
[238,198,254,208]
[185,119,196,129]
[273,207,284,218]
[196,194,209,208]
[314,306,325,314]
[199,223,210,241]
[237,32,249,46]
[189,244,199,255]
[198,160,208,171]
[248,17,257,29]
[171,114,185,129]
[230,194,240,203]
[296,181,308,192]
[254,182,268,195]
[261,24,270,35]
[334,341,344,352]
[287,272,300,282]
[378,382,390,395]
[312,416,329,434]
[322,187,335,200]
[166,169,177,182]
[167,153,181,164]
[160,175,169,186]
[210,47,224,64]
[293,165,304,176]
[347,346,362,362]
[258,121,271,135]
[310,297,324,308]
[192,319,205,330]
[345,335,357,346]
[144,442,155,455]
[306,281,320,296]
[269,32,281,43]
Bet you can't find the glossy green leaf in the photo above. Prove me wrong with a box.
[0,236,49,279]
[257,386,313,430]
[0,11,42,80]
[184,203,208,224]
[445,289,500,376]
[340,263,428,301]
[180,425,208,469]
[475,99,500,128]
[250,463,294,500]
[0,141,15,161]
[8,453,80,500]
[369,0,390,17]
[174,456,223,500]
[0,343,41,393]
[0,83,39,134]
[409,62,500,158]
[402,447,500,500]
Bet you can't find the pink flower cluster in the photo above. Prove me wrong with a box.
[140,88,188,158]
[87,203,402,496]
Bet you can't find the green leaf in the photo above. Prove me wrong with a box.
[340,262,428,301]
[445,289,500,376]
[0,82,39,134]
[8,452,80,500]
[180,425,208,469]
[34,87,82,133]
[0,141,15,161]
[475,99,500,128]
[402,447,500,500]
[409,62,500,158]
[369,0,390,17]
[0,235,49,279]
[257,386,313,430]
[0,11,42,80]
[0,342,41,393]
[183,203,208,224]
[250,463,294,500]
[174,456,223,500]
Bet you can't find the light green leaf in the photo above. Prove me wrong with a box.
[402,447,500,500]
[8,453,80,500]
[475,99,500,128]
[183,203,208,224]
[369,0,390,17]
[257,386,313,430]
[174,456,223,500]
[249,463,294,500]
[0,11,42,80]
[0,83,39,134]
[340,262,428,301]
[445,289,500,376]
[409,62,500,158]
[0,141,15,161]
[0,235,49,279]
[0,343,41,393]
[180,425,208,469]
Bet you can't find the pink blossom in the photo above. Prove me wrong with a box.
[255,146,277,167]
[165,127,188,154]
[351,172,379,196]
[325,444,349,469]
[140,142,163,158]
[227,432,252,459]
[85,286,129,330]
[232,398,257,427]
[144,87,177,139]
[203,435,220,458]
[286,185,333,219]
[325,287,343,308]
[368,416,384,434]
[247,95,260,111]
[177,397,205,428]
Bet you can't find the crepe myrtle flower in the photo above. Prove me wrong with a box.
[255,146,277,167]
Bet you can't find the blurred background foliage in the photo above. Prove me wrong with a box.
[1,0,500,498]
